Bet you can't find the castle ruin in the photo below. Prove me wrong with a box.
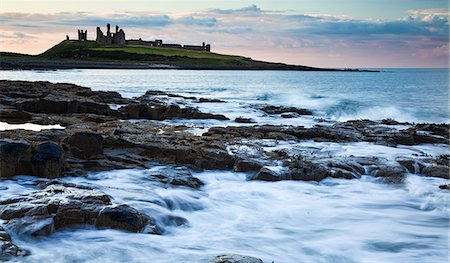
[75,24,210,52]
[96,24,125,45]
[77,30,87,41]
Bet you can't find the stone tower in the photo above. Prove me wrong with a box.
[78,29,87,41]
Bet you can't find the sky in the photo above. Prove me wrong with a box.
[0,0,449,68]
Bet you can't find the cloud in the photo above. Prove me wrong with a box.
[210,4,262,15]
[0,31,36,39]
[407,8,449,16]
[175,16,218,27]
[0,5,448,67]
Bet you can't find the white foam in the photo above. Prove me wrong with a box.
[0,122,64,131]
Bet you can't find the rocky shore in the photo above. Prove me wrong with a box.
[0,80,448,261]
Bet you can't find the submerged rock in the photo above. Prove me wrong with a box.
[209,254,264,263]
[0,184,160,236]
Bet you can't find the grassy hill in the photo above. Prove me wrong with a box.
[1,40,354,71]
[39,40,256,67]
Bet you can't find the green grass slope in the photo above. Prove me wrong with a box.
[36,40,318,69]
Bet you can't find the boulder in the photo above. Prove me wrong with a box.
[209,254,264,263]
[233,159,263,172]
[287,159,330,181]
[280,112,300,118]
[68,132,103,159]
[260,105,312,115]
[439,184,449,190]
[0,184,159,235]
[234,117,256,124]
[96,205,158,234]
[147,167,204,189]
[31,142,64,178]
[0,226,28,261]
[397,159,424,174]
[422,165,449,179]
[251,167,281,181]
[0,140,32,178]
[371,165,406,183]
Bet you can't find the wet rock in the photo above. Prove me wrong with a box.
[330,169,357,179]
[439,184,449,190]
[0,185,159,235]
[397,159,424,174]
[198,148,236,170]
[0,140,32,178]
[96,205,159,234]
[198,98,225,103]
[121,103,228,121]
[251,167,281,181]
[280,112,300,118]
[381,119,403,125]
[68,132,103,159]
[30,141,64,178]
[260,105,312,116]
[0,226,28,261]
[234,117,256,124]
[160,215,189,227]
[209,254,264,263]
[233,159,263,172]
[422,165,449,179]
[147,167,204,189]
[371,165,406,183]
[287,159,330,181]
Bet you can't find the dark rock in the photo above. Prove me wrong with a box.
[287,159,330,181]
[0,185,159,235]
[280,112,300,118]
[0,226,28,261]
[31,141,64,178]
[397,159,424,174]
[371,165,406,183]
[381,119,403,125]
[439,184,449,190]
[422,165,449,179]
[234,117,256,124]
[209,254,264,263]
[0,140,32,178]
[198,98,225,103]
[148,167,204,189]
[251,167,281,181]
[68,132,103,159]
[0,109,32,123]
[260,105,312,115]
[330,169,357,179]
[121,103,229,121]
[233,159,263,172]
[96,204,158,234]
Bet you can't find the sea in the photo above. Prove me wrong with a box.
[0,68,448,263]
